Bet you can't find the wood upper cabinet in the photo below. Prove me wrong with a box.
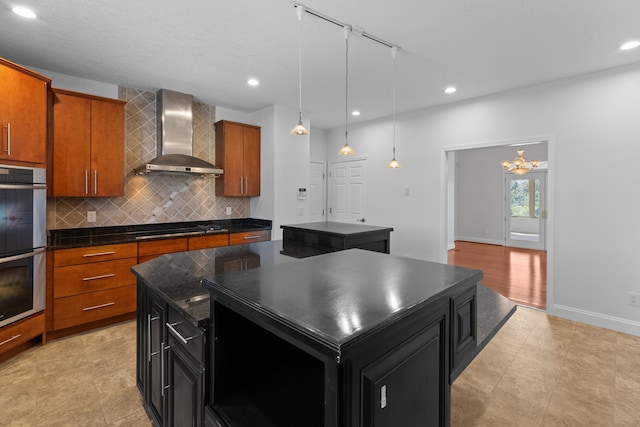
[50,88,126,197]
[0,58,49,166]
[215,120,260,197]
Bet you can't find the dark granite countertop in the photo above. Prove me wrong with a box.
[204,249,482,353]
[132,238,515,365]
[48,218,271,249]
[281,221,393,236]
[131,240,296,327]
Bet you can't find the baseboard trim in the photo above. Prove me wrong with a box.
[549,304,640,336]
[454,236,504,246]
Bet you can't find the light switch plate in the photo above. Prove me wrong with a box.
[225,206,232,216]
[87,211,96,223]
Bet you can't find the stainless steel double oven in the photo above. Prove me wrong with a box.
[0,165,46,329]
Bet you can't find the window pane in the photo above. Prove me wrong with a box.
[510,179,530,217]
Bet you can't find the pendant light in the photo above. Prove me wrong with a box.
[291,5,309,136]
[387,46,401,168]
[501,149,540,175]
[338,26,354,156]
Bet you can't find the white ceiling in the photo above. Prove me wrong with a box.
[1,0,640,129]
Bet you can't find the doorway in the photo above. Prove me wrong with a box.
[505,170,547,250]
[444,139,553,310]
[328,159,366,223]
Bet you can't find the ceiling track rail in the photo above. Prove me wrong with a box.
[292,2,400,50]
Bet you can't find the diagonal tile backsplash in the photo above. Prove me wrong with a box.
[47,87,248,229]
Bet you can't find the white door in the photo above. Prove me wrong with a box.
[309,161,325,222]
[505,170,547,250]
[328,159,366,223]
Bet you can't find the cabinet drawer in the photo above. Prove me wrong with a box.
[167,306,205,363]
[229,230,270,246]
[0,312,44,355]
[138,238,188,258]
[53,285,136,330]
[188,234,229,250]
[53,257,137,298]
[53,243,138,267]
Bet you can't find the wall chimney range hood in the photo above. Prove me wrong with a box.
[134,89,223,176]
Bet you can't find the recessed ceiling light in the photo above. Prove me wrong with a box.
[247,78,259,86]
[351,110,360,116]
[445,86,457,94]
[12,6,37,19]
[620,40,640,50]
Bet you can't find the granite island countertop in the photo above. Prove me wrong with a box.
[132,240,516,368]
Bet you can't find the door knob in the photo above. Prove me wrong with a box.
[357,218,366,223]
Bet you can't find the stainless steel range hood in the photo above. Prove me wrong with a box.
[134,89,223,176]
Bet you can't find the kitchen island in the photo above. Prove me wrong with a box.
[132,241,515,427]
[281,221,393,255]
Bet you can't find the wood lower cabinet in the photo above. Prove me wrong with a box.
[49,243,137,333]
[138,238,189,263]
[50,88,126,197]
[228,230,270,246]
[0,58,49,166]
[188,234,228,251]
[0,312,45,361]
[214,120,260,197]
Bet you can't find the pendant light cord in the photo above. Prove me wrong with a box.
[297,7,303,118]
[344,26,350,145]
[392,46,398,157]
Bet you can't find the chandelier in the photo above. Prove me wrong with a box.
[501,149,540,175]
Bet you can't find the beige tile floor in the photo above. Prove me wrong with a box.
[0,307,639,426]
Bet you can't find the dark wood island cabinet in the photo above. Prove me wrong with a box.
[202,249,482,427]
[133,240,516,427]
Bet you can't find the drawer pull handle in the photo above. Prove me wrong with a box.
[82,251,116,258]
[0,334,20,347]
[244,235,261,240]
[83,273,115,281]
[166,322,194,345]
[82,302,115,311]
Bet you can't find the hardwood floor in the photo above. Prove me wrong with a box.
[448,240,547,310]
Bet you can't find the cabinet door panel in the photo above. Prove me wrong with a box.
[167,337,204,427]
[148,293,165,425]
[243,126,260,196]
[0,62,48,165]
[52,93,91,196]
[222,123,244,196]
[91,100,124,196]
[362,319,445,427]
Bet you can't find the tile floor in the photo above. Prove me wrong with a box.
[1,307,639,426]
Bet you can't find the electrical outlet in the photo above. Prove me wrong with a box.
[225,206,232,216]
[87,211,96,223]
[630,292,640,307]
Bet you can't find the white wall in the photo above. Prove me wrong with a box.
[326,63,640,336]
[30,66,118,99]
[455,143,548,245]
[249,106,310,240]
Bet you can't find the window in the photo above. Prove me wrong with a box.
[510,179,540,218]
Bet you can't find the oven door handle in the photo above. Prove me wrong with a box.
[0,184,47,190]
[0,248,46,264]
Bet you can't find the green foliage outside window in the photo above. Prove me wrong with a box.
[510,179,540,217]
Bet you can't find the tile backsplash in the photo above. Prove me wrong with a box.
[47,87,248,230]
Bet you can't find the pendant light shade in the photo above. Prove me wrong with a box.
[291,5,309,136]
[387,46,401,168]
[339,26,354,156]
